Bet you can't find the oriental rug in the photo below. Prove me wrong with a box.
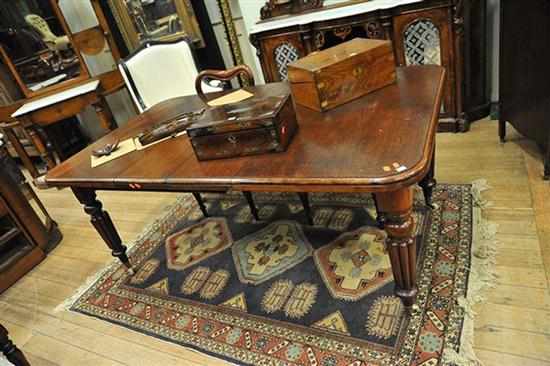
[67,183,495,366]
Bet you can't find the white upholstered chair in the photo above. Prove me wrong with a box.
[118,38,261,219]
[118,38,222,113]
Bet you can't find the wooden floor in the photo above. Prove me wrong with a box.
[1,119,550,366]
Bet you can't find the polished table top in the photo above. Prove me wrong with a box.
[42,65,445,193]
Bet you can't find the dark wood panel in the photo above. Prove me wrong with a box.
[0,148,60,294]
[500,0,550,149]
[463,0,489,122]
[499,0,550,178]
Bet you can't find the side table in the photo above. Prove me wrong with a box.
[0,70,124,178]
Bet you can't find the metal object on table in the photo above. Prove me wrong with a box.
[136,108,206,147]
[91,139,120,157]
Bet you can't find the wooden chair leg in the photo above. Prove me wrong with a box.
[0,324,31,366]
[25,125,56,170]
[298,192,314,225]
[93,96,118,131]
[243,191,259,221]
[372,193,386,229]
[499,119,506,143]
[2,126,40,178]
[192,192,209,217]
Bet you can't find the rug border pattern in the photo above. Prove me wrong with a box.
[69,185,476,366]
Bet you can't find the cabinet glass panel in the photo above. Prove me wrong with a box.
[403,19,444,112]
[274,42,299,81]
[403,19,441,66]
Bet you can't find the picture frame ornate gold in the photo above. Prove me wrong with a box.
[217,0,249,86]
[106,0,204,52]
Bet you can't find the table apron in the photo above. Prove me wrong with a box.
[51,176,425,194]
[28,92,101,126]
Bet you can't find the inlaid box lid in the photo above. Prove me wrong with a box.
[187,85,291,138]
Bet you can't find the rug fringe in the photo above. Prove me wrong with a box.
[442,179,498,366]
[54,194,193,313]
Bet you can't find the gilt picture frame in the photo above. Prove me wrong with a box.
[107,0,204,52]
[216,0,249,86]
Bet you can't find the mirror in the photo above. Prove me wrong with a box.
[0,0,89,97]
[107,0,204,52]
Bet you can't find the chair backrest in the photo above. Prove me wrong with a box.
[118,38,201,113]
[25,14,57,44]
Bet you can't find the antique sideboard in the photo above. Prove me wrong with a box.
[250,0,488,132]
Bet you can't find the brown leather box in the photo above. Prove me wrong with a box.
[287,38,396,112]
[187,86,297,161]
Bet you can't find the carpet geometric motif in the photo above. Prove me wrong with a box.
[366,296,404,340]
[232,220,313,285]
[314,227,392,301]
[70,186,477,366]
[165,217,232,271]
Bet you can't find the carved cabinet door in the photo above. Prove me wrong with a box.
[259,34,306,82]
[393,8,456,119]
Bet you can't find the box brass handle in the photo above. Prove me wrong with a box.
[227,135,238,144]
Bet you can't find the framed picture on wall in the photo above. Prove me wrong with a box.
[107,0,204,52]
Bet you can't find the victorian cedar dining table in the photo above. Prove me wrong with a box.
[39,65,445,308]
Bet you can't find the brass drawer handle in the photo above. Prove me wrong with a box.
[227,135,238,144]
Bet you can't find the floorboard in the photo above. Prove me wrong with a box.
[1,119,550,365]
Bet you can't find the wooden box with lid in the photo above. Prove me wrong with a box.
[187,83,298,161]
[287,38,396,112]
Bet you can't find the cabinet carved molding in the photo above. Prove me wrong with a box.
[260,0,324,20]
[250,0,488,132]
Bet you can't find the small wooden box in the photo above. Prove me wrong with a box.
[187,87,298,161]
[287,38,396,112]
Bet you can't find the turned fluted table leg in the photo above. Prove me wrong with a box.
[375,187,417,309]
[72,188,134,273]
[0,324,30,366]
